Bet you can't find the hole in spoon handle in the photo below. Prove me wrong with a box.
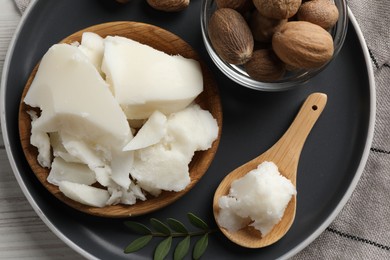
[293,92,327,136]
[283,92,327,150]
[269,92,327,176]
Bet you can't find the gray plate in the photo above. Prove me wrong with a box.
[1,0,375,259]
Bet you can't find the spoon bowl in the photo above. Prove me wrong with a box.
[213,92,327,248]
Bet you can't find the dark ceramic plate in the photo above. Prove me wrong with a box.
[1,0,375,259]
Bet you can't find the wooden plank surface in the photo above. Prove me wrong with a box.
[0,0,83,259]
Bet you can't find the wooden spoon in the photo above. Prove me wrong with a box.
[19,22,222,218]
[213,92,327,248]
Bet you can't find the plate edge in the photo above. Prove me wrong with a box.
[278,7,377,260]
[0,1,98,259]
[1,4,377,260]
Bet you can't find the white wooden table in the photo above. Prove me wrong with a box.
[0,0,83,258]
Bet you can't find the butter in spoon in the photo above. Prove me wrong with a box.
[213,92,327,248]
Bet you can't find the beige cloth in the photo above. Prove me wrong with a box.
[13,0,390,259]
[14,0,29,13]
[294,1,390,259]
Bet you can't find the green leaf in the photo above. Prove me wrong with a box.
[187,213,209,230]
[151,218,171,235]
[173,236,190,260]
[154,236,172,260]
[124,221,152,235]
[193,234,208,260]
[124,235,152,254]
[167,218,188,233]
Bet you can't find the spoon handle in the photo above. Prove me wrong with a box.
[263,92,327,182]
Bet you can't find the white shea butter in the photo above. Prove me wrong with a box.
[49,132,82,163]
[217,161,296,236]
[131,143,191,194]
[123,110,167,151]
[27,111,51,168]
[78,32,104,73]
[102,35,203,119]
[47,157,96,186]
[24,43,132,148]
[130,104,219,195]
[59,181,110,208]
[165,103,219,157]
[24,33,218,208]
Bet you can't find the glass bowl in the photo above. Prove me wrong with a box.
[200,0,348,91]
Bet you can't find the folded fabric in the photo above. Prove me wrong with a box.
[14,0,30,13]
[348,1,390,67]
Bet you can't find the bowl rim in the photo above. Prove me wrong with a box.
[16,21,223,218]
[200,0,349,91]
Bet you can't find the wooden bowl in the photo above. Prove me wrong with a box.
[19,21,222,218]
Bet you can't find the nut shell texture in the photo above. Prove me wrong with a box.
[208,8,254,65]
[253,0,302,19]
[272,21,334,69]
[250,10,287,42]
[146,0,189,12]
[216,0,249,10]
[297,0,339,29]
[245,49,285,81]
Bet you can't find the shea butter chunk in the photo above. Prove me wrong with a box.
[78,32,104,73]
[129,104,219,195]
[59,181,110,208]
[47,157,96,186]
[123,110,167,151]
[166,104,219,156]
[27,111,51,168]
[24,43,132,149]
[217,161,296,236]
[131,143,190,195]
[102,35,203,119]
[24,34,218,208]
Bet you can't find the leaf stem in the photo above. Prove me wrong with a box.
[124,213,218,258]
[151,228,219,238]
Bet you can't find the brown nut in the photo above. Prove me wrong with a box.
[285,63,301,72]
[253,0,302,19]
[208,8,254,65]
[146,0,189,12]
[297,0,339,29]
[250,10,287,42]
[272,21,334,69]
[216,0,247,9]
[244,49,285,81]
